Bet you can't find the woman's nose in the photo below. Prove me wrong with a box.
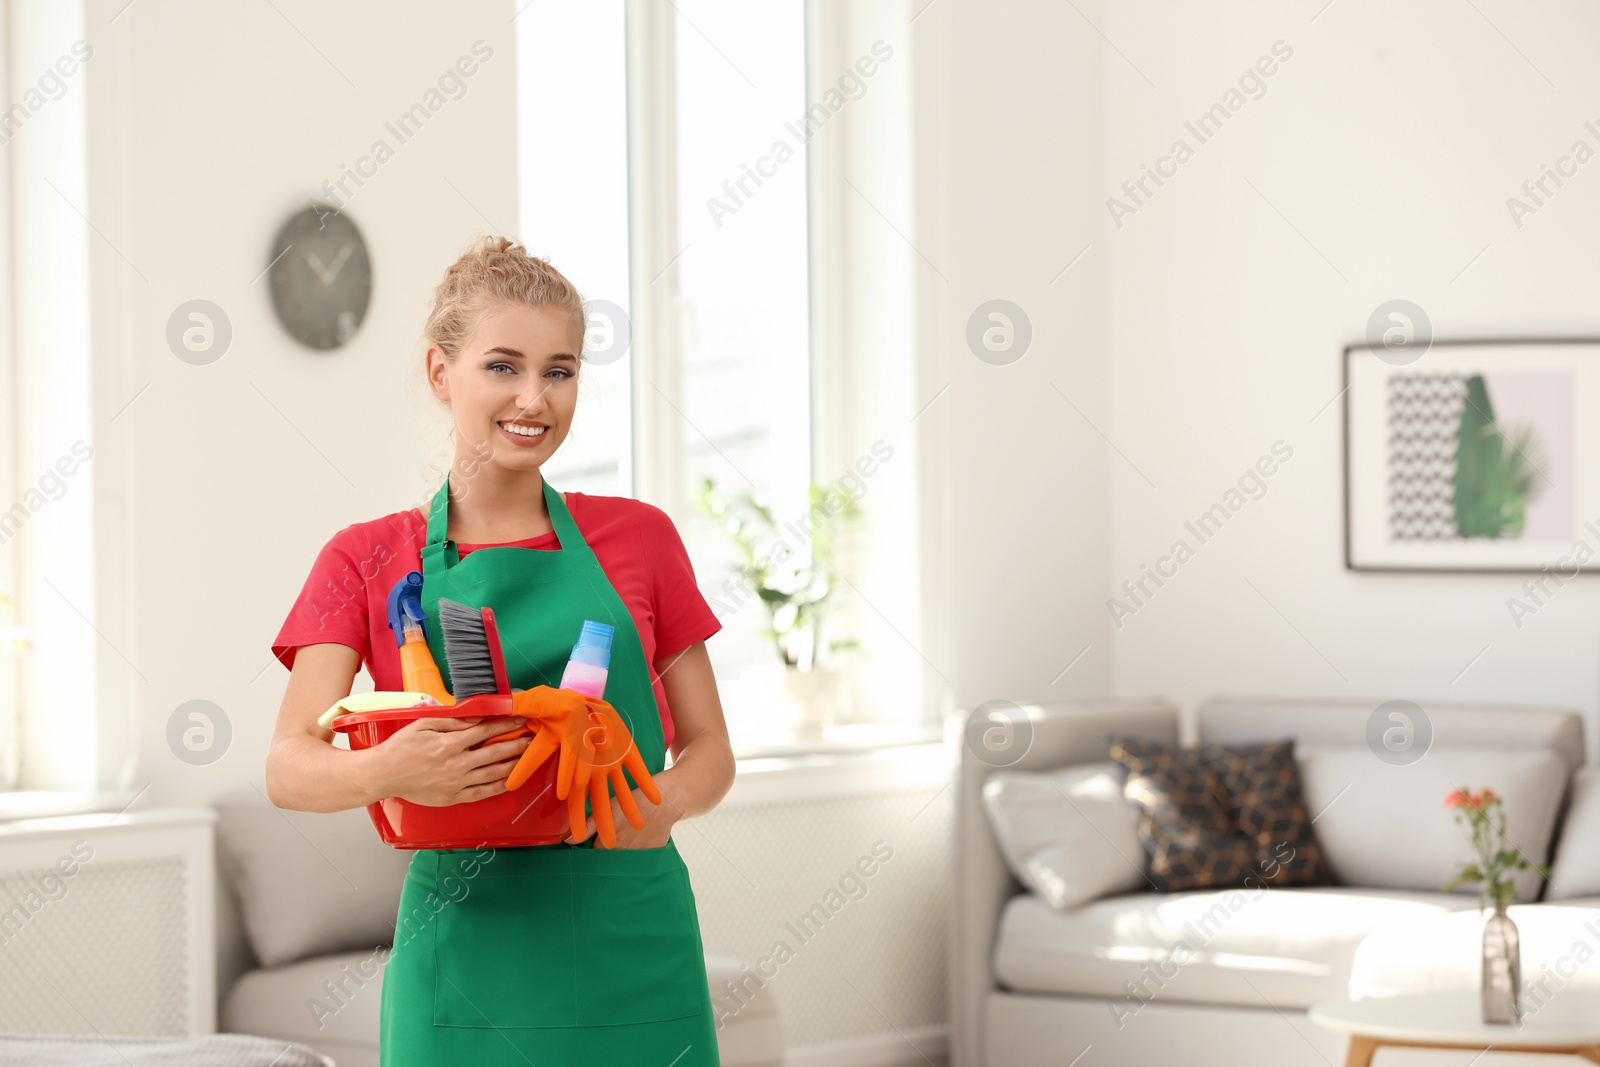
[514,382,548,414]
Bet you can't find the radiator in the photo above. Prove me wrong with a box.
[673,742,952,1064]
[0,807,216,1035]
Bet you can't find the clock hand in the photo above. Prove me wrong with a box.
[324,242,354,282]
[303,251,334,285]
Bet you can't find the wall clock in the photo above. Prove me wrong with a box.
[268,203,372,350]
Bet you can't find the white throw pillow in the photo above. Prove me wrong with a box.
[1296,746,1567,902]
[981,762,1148,910]
[1547,766,1600,900]
[216,796,413,967]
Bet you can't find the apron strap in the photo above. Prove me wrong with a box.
[421,473,587,570]
[543,476,584,551]
[421,475,453,572]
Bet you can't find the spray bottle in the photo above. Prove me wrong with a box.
[559,620,614,699]
[386,571,451,704]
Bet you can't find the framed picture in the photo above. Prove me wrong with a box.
[1344,338,1600,572]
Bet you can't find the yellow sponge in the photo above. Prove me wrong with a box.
[316,691,438,730]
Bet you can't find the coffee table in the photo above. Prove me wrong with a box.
[1310,992,1600,1066]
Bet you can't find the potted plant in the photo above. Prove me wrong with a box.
[1443,786,1549,1024]
[692,477,861,740]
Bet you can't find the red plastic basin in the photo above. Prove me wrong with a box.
[330,693,569,849]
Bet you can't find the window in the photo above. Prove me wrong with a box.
[2,3,96,793]
[668,0,814,727]
[516,2,923,749]
[514,1,632,497]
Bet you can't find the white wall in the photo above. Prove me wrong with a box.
[1102,0,1600,753]
[81,0,520,799]
[75,0,520,1003]
[913,0,1113,718]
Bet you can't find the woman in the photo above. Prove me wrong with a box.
[265,236,735,1065]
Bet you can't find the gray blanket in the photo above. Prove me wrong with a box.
[0,1031,332,1066]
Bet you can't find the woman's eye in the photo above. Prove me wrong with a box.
[546,368,574,380]
[488,362,515,374]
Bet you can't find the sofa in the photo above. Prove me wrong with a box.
[211,796,783,1067]
[951,696,1600,1067]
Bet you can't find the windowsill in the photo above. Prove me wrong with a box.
[0,789,145,823]
[719,726,950,807]
[730,722,944,762]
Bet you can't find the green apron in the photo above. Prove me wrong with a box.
[378,475,721,1066]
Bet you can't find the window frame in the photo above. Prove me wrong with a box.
[622,0,932,745]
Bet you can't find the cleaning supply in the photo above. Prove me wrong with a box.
[559,621,614,698]
[317,691,439,730]
[493,618,660,847]
[387,572,450,704]
[569,697,662,844]
[437,599,511,696]
[330,591,661,848]
[433,599,660,846]
[314,574,455,734]
[499,684,663,847]
[480,618,609,743]
[413,597,515,721]
[485,617,612,754]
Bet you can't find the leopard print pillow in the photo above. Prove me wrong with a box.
[1110,737,1329,891]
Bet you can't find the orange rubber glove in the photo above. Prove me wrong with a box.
[497,686,662,847]
[498,685,586,792]
[566,698,664,848]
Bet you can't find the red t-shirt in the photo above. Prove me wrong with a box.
[271,491,720,749]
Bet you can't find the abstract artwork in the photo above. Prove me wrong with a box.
[1346,341,1594,571]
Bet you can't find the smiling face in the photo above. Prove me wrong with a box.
[426,302,583,473]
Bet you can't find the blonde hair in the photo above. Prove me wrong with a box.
[423,235,587,363]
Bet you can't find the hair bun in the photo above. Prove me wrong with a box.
[423,234,587,362]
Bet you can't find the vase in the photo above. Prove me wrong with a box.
[780,666,844,741]
[1481,899,1521,1024]
[737,663,844,743]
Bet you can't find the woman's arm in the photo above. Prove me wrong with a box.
[265,642,381,812]
[568,640,736,846]
[658,640,736,818]
[265,642,533,813]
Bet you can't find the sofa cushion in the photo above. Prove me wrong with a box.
[992,886,1478,1011]
[1110,738,1327,891]
[981,763,1148,910]
[1296,746,1567,902]
[1197,698,1586,776]
[222,949,387,1056]
[215,793,412,967]
[696,955,787,1066]
[1349,900,1600,1001]
[1548,767,1600,900]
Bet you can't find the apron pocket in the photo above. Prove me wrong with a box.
[566,841,707,1027]
[431,851,578,1029]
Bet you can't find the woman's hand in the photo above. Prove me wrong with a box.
[364,715,532,807]
[564,772,682,848]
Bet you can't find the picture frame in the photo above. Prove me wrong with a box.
[1344,338,1600,573]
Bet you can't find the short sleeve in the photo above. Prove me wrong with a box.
[271,525,374,671]
[636,502,721,663]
